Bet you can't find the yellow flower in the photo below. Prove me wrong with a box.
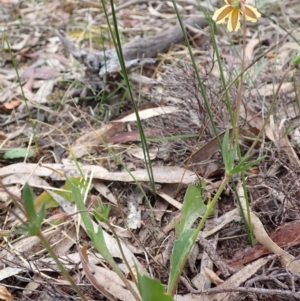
[212,0,261,32]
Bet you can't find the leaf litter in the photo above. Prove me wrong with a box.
[1,0,300,300]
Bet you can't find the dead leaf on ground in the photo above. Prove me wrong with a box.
[79,245,140,301]
[0,162,199,184]
[0,267,24,282]
[229,220,300,267]
[0,285,14,301]
[70,122,124,158]
[204,267,224,285]
[112,106,181,122]
[0,99,21,110]
[21,67,56,80]
[244,38,260,61]
[108,128,161,143]
[248,82,294,97]
[213,256,273,301]
[237,182,300,276]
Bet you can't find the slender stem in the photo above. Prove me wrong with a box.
[106,222,141,301]
[168,174,231,296]
[194,173,231,239]
[37,232,88,301]
[245,65,293,157]
[4,36,38,147]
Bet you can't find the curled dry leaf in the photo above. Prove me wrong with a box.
[204,267,224,285]
[78,245,116,301]
[78,245,139,301]
[237,182,300,276]
[2,99,21,110]
[70,122,124,158]
[213,256,272,301]
[0,285,14,301]
[230,220,300,267]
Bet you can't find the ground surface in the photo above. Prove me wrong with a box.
[1,0,300,300]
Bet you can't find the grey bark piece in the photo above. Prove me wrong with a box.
[56,16,207,80]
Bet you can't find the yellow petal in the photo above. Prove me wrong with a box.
[228,8,241,31]
[212,5,233,23]
[244,4,261,22]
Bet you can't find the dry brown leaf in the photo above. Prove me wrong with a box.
[204,267,224,285]
[108,128,160,143]
[78,245,116,301]
[0,131,7,140]
[70,122,124,158]
[229,221,300,267]
[237,182,300,275]
[0,268,24,282]
[127,145,158,161]
[112,106,180,122]
[188,128,258,175]
[0,285,14,301]
[244,39,259,61]
[36,79,55,100]
[93,181,118,205]
[2,99,21,110]
[157,191,182,210]
[0,162,198,185]
[78,245,140,301]
[213,256,272,301]
[0,174,50,187]
[0,229,61,263]
[21,67,56,80]
[201,208,240,238]
[4,34,30,50]
[268,121,300,167]
[248,82,294,97]
[0,186,21,204]
[23,274,41,297]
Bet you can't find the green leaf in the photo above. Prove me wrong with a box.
[93,199,110,222]
[231,155,266,174]
[168,228,195,295]
[3,148,34,159]
[66,178,94,234]
[137,271,174,301]
[27,202,46,235]
[66,177,122,274]
[34,178,86,210]
[292,50,300,67]
[23,183,37,222]
[22,183,46,235]
[176,184,206,237]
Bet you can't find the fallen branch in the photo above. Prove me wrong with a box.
[56,17,207,79]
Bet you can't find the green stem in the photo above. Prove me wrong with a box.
[168,174,231,296]
[193,173,231,239]
[106,222,141,301]
[245,65,293,157]
[37,232,88,301]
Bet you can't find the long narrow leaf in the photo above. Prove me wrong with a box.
[175,184,206,237]
[168,229,195,295]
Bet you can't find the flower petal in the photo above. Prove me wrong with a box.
[244,4,261,22]
[212,5,232,23]
[228,8,240,32]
